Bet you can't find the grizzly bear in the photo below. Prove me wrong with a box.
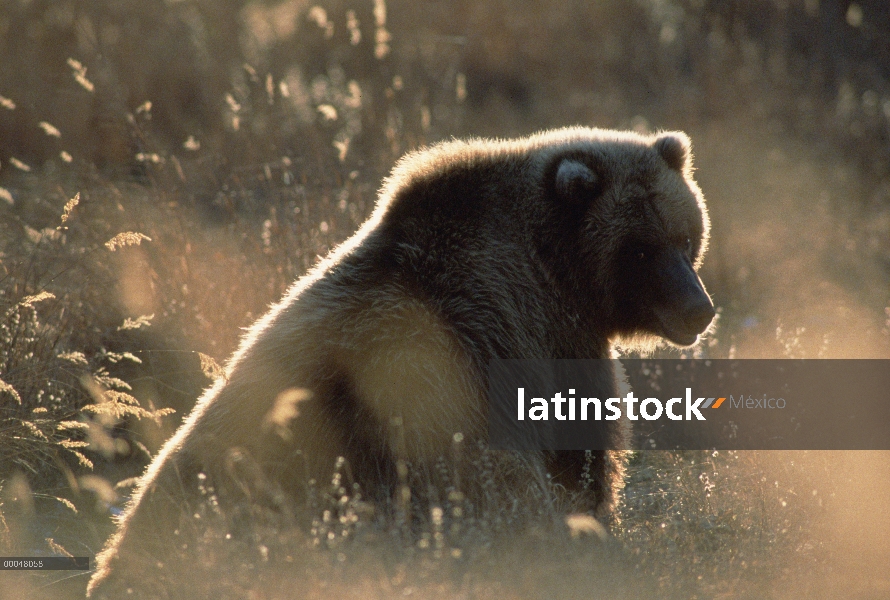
[87,127,714,597]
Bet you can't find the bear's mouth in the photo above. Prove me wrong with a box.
[662,327,701,347]
[654,311,710,347]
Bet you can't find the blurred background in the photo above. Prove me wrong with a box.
[1,1,889,598]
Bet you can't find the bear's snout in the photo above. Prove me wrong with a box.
[680,294,716,336]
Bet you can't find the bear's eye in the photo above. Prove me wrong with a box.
[630,243,655,262]
[684,238,693,254]
[632,243,654,261]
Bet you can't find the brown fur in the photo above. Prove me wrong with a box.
[87,127,712,597]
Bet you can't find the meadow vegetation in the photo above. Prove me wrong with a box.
[1,1,889,597]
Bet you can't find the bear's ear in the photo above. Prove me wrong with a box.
[555,159,599,202]
[654,133,691,172]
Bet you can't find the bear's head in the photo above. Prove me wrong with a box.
[546,130,714,348]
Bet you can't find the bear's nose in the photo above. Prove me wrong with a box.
[683,298,716,334]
